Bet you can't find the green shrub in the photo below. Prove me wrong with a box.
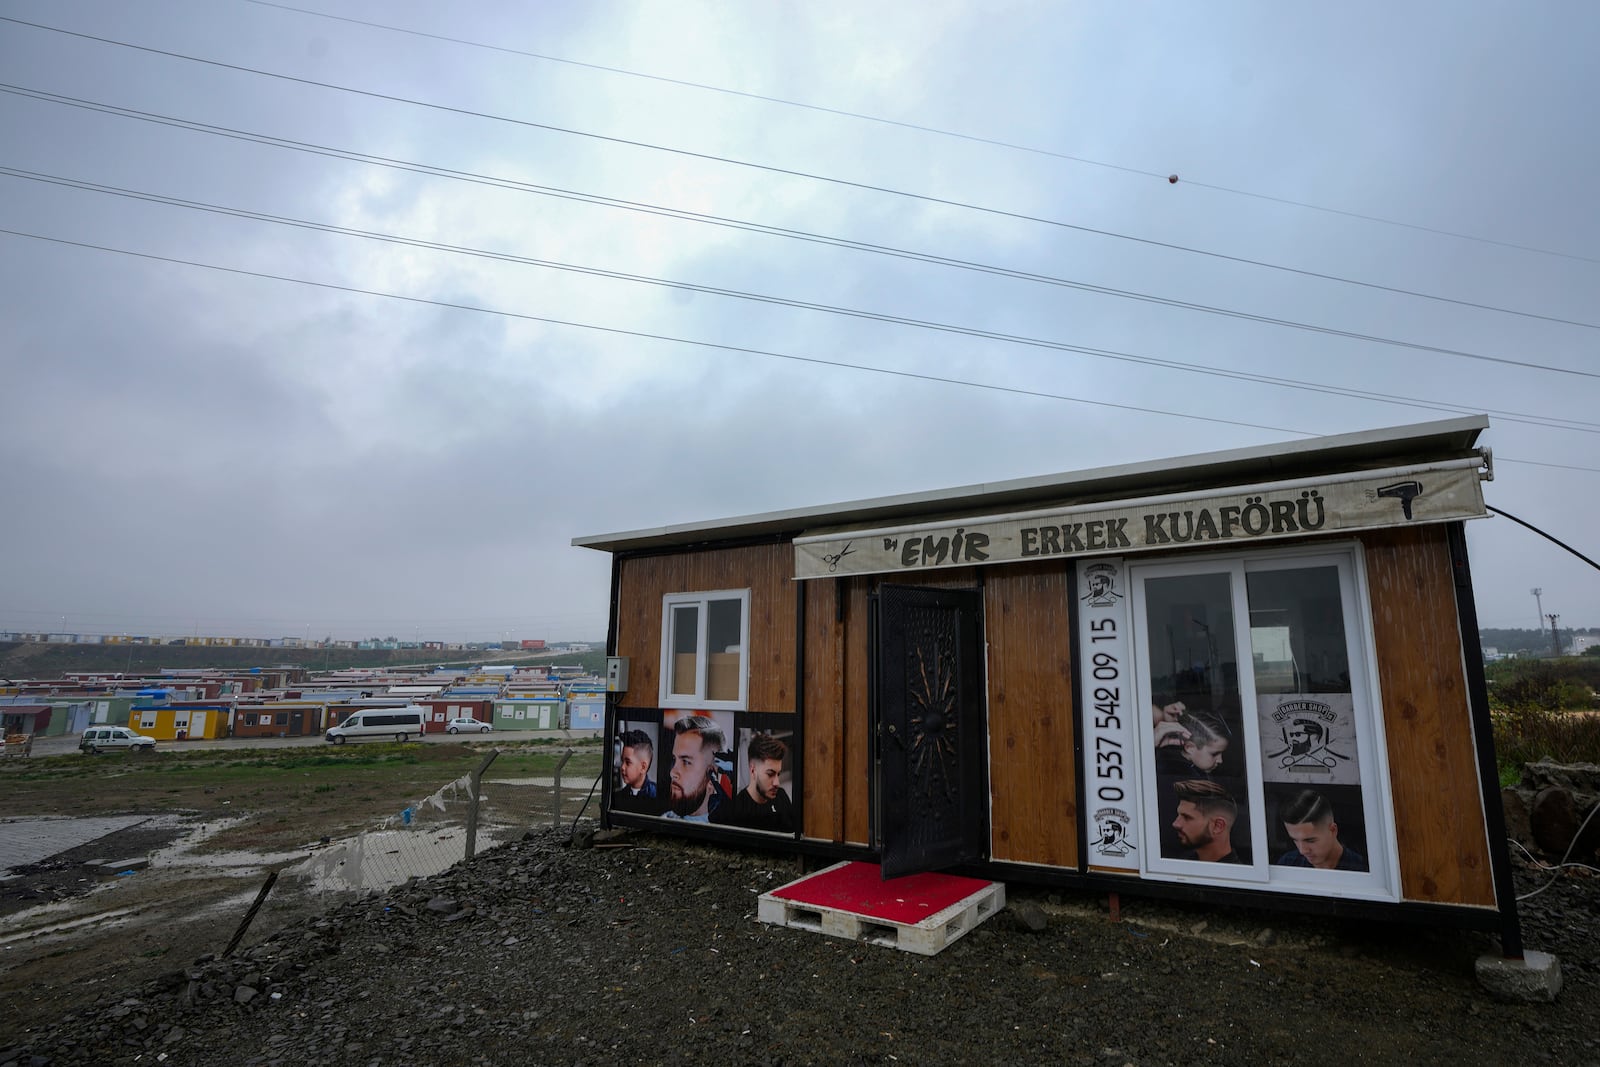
[1493,705,1600,785]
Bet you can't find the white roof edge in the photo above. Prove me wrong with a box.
[573,415,1489,553]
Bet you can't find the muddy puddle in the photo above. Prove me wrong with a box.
[0,810,516,952]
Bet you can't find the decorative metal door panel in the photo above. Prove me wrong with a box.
[876,585,988,878]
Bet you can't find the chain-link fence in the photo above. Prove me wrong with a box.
[296,747,603,894]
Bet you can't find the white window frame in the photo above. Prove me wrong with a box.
[1127,542,1398,902]
[658,589,751,711]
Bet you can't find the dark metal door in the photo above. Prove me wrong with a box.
[875,584,988,878]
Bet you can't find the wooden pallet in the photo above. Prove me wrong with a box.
[758,861,1005,956]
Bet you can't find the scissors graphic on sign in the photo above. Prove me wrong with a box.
[821,541,855,572]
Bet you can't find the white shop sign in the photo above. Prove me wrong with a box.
[1076,557,1140,873]
[795,459,1485,580]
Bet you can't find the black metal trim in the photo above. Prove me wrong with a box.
[964,859,1510,930]
[1447,519,1525,956]
[613,530,800,565]
[600,553,623,830]
[606,812,872,858]
[599,817,1506,932]
[866,583,880,851]
[974,568,992,864]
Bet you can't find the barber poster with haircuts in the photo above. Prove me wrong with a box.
[612,718,664,817]
[1257,695,1361,786]
[711,723,797,835]
[659,709,737,823]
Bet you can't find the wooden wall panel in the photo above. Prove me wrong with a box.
[802,578,847,842]
[1363,525,1496,907]
[984,562,1078,867]
[615,544,796,712]
[842,578,873,846]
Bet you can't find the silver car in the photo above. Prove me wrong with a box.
[80,726,157,753]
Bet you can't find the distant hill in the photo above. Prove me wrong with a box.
[0,641,601,680]
[1480,627,1597,656]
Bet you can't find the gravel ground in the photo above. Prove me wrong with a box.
[2,827,1596,1067]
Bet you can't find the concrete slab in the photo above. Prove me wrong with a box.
[0,816,151,873]
[1475,950,1564,1002]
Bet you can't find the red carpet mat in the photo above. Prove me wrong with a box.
[769,860,995,925]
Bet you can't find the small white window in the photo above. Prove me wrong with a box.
[659,590,750,710]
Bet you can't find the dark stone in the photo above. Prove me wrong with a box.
[1501,787,1532,849]
[1012,901,1048,932]
[1531,787,1579,855]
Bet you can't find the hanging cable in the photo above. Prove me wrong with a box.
[1486,507,1600,572]
[7,165,1600,426]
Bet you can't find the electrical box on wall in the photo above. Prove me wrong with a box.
[605,657,629,693]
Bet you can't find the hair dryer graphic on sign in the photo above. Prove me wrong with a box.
[1373,480,1424,520]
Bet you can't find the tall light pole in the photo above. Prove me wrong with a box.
[1531,588,1544,636]
[1547,613,1562,657]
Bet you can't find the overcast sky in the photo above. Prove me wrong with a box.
[2,1,1597,644]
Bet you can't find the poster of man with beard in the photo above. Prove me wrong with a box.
[660,711,734,823]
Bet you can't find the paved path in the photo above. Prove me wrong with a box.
[21,730,602,758]
[0,815,151,874]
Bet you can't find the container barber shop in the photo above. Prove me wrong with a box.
[575,415,1523,947]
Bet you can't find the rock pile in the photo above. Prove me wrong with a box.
[1502,760,1600,862]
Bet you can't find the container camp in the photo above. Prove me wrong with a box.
[494,694,565,730]
[0,703,53,740]
[128,702,231,741]
[566,683,606,731]
[4,697,88,736]
[574,416,1532,952]
[410,697,496,734]
[232,700,334,738]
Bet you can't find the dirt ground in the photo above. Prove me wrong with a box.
[0,827,1596,1066]
[1,746,1597,1065]
[0,742,603,1039]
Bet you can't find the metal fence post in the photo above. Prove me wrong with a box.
[552,748,574,828]
[464,749,499,861]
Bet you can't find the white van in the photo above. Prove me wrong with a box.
[325,706,428,744]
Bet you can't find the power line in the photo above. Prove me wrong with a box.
[244,0,1599,268]
[0,226,1310,437]
[1494,457,1600,474]
[8,223,1600,475]
[10,83,1600,367]
[8,164,1599,434]
[4,15,1596,336]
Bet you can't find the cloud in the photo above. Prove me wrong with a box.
[0,0,1596,641]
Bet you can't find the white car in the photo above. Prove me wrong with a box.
[80,726,157,753]
[445,717,492,734]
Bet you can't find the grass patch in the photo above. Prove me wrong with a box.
[1494,707,1600,785]
[0,740,604,828]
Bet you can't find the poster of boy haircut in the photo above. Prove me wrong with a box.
[611,720,663,815]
